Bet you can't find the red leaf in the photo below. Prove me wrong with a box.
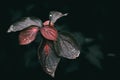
[43,20,54,27]
[44,43,50,55]
[40,26,58,41]
[19,26,39,45]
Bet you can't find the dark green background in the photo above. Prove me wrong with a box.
[0,0,120,80]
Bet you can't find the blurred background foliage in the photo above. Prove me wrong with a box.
[0,0,120,80]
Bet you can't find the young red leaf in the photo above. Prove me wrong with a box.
[43,43,51,55]
[19,26,39,45]
[40,26,58,41]
[43,20,54,27]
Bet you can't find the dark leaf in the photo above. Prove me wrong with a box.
[49,11,68,24]
[86,45,103,69]
[54,32,80,59]
[7,17,42,32]
[38,39,60,77]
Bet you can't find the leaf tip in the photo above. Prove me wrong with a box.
[7,25,14,33]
